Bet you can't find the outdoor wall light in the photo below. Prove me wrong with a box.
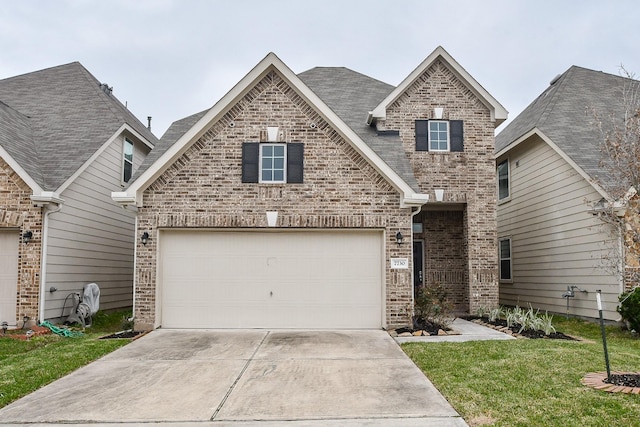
[141,232,150,245]
[395,231,404,246]
[22,231,33,244]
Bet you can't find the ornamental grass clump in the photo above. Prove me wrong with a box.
[486,305,557,336]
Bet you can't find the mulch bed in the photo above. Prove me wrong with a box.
[582,372,640,394]
[466,317,577,340]
[1,325,51,340]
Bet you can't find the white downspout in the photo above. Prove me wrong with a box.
[38,203,62,323]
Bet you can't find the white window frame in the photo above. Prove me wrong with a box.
[497,158,510,202]
[499,237,513,282]
[428,120,449,152]
[122,138,134,185]
[259,143,286,183]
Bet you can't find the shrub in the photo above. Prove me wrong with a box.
[414,283,454,329]
[618,287,640,332]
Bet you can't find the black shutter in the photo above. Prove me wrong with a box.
[241,142,259,183]
[415,120,429,151]
[287,143,304,183]
[450,120,464,152]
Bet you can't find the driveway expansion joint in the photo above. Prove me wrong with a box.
[211,331,270,420]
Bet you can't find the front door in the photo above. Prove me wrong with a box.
[413,240,424,297]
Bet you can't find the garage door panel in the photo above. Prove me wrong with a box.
[160,230,383,329]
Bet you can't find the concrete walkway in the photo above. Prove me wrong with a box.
[0,329,469,426]
[395,318,516,344]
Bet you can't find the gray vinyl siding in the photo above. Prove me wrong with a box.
[43,134,150,320]
[497,135,622,321]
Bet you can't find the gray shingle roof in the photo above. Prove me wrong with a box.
[131,109,207,182]
[496,66,638,194]
[0,62,158,191]
[147,66,420,192]
[298,67,420,192]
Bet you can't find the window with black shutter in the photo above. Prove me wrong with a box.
[415,119,464,152]
[241,142,304,183]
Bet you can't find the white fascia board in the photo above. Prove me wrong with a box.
[0,145,43,194]
[30,191,64,206]
[371,46,508,127]
[126,52,420,207]
[57,124,155,195]
[111,191,137,205]
[495,128,611,200]
[401,194,430,208]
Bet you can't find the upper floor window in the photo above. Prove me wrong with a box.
[242,142,304,184]
[122,138,133,184]
[260,144,286,183]
[497,159,510,201]
[429,120,449,151]
[415,119,464,152]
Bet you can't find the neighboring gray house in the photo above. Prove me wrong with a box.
[113,48,507,331]
[495,66,638,321]
[0,62,157,327]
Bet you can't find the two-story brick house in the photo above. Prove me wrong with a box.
[113,47,507,330]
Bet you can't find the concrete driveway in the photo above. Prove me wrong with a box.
[0,330,467,426]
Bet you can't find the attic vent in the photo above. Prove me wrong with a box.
[99,83,113,94]
[549,74,562,86]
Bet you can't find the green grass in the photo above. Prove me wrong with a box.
[0,311,133,408]
[403,318,640,427]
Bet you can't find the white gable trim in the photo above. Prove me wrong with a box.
[369,46,508,127]
[495,128,610,200]
[117,52,427,207]
[0,145,43,194]
[56,124,154,195]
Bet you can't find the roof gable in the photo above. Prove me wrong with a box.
[369,46,507,127]
[0,62,157,192]
[118,53,427,207]
[496,66,639,196]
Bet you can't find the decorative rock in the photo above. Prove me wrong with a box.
[399,332,413,337]
[387,330,398,337]
[412,330,423,336]
[437,329,447,336]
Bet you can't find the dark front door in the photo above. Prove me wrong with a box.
[413,240,424,297]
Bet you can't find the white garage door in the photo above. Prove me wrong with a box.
[159,230,383,328]
[0,231,19,326]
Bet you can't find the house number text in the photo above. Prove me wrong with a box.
[390,258,409,269]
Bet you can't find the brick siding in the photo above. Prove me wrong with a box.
[0,157,43,325]
[380,59,499,312]
[135,71,413,330]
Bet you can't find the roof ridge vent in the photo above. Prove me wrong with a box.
[549,74,562,86]
[99,83,113,94]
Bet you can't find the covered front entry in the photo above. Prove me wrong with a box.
[413,209,469,313]
[158,229,384,329]
[0,230,19,326]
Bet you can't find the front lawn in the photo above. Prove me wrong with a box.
[0,311,133,408]
[403,318,640,426]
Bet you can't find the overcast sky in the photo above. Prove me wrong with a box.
[1,0,639,137]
